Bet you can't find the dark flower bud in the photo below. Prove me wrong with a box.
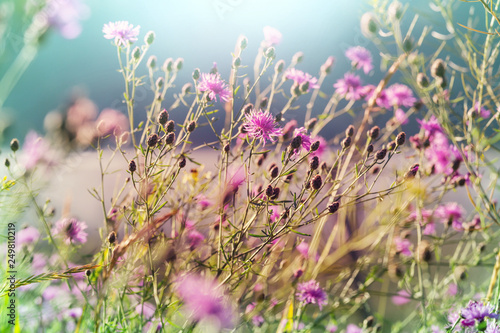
[285,173,294,183]
[416,73,429,88]
[367,144,374,154]
[10,139,19,152]
[260,97,268,109]
[129,160,137,173]
[388,263,403,280]
[341,137,351,149]
[158,109,169,125]
[346,125,355,137]
[291,135,303,149]
[165,133,175,145]
[147,55,157,69]
[85,269,91,277]
[310,175,322,190]
[270,165,279,178]
[396,132,406,146]
[478,242,486,253]
[265,185,274,197]
[270,187,280,200]
[403,37,413,53]
[364,316,375,328]
[418,240,432,262]
[454,266,467,281]
[310,156,319,170]
[187,121,196,132]
[305,118,317,130]
[375,148,387,160]
[147,133,159,147]
[223,143,230,153]
[144,31,155,45]
[166,120,175,133]
[108,231,116,244]
[387,141,396,151]
[256,155,265,167]
[243,103,254,114]
[369,126,380,140]
[165,247,177,262]
[274,59,285,73]
[310,140,320,152]
[328,201,340,214]
[291,83,302,96]
[372,166,380,174]
[192,68,200,80]
[5,158,10,167]
[430,58,446,78]
[179,156,186,168]
[452,159,461,171]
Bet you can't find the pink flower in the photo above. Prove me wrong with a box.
[386,84,417,107]
[392,290,411,305]
[447,283,458,296]
[408,208,435,235]
[96,108,128,137]
[195,195,212,210]
[436,202,465,231]
[296,280,327,310]
[20,131,56,171]
[394,236,412,256]
[187,230,205,250]
[198,73,232,102]
[53,218,88,244]
[346,324,363,333]
[268,206,281,223]
[103,21,140,46]
[296,241,310,258]
[292,127,312,155]
[18,227,40,245]
[417,116,443,137]
[395,108,408,125]
[284,69,319,92]
[471,102,491,119]
[243,109,282,146]
[263,26,282,47]
[41,0,88,39]
[334,73,364,100]
[135,303,156,319]
[345,46,373,74]
[176,274,234,329]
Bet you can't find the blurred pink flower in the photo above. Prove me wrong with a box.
[284,68,319,92]
[395,108,408,125]
[334,73,364,101]
[187,230,205,250]
[18,226,40,245]
[39,0,89,39]
[103,21,140,46]
[296,279,327,310]
[53,217,88,244]
[263,26,282,47]
[392,290,411,305]
[345,46,373,74]
[96,108,128,137]
[386,84,416,107]
[198,73,231,102]
[394,236,412,257]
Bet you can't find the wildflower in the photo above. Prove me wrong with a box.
[334,73,364,100]
[394,236,412,256]
[53,218,88,244]
[369,126,380,139]
[243,109,282,146]
[103,21,140,46]
[64,307,83,319]
[486,321,500,333]
[346,324,363,333]
[187,230,205,250]
[38,0,88,39]
[460,301,497,327]
[284,69,319,92]
[326,323,338,332]
[176,274,234,329]
[296,280,327,310]
[386,84,417,107]
[417,73,429,88]
[18,227,40,245]
[263,26,282,47]
[436,202,465,231]
[408,208,434,235]
[470,102,491,119]
[19,131,55,171]
[392,290,411,305]
[96,108,128,137]
[395,108,409,125]
[345,46,373,74]
[198,73,232,102]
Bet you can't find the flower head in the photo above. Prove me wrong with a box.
[392,290,411,305]
[284,69,319,92]
[53,218,88,244]
[394,236,412,257]
[41,0,88,39]
[461,301,497,327]
[243,109,282,146]
[198,73,232,102]
[18,227,40,245]
[436,202,465,231]
[187,230,205,250]
[345,46,373,74]
[292,127,312,155]
[296,279,327,310]
[263,26,282,47]
[103,21,140,46]
[386,84,417,107]
[334,73,364,101]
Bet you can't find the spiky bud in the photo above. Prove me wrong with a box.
[310,175,322,190]
[265,185,274,197]
[165,132,175,145]
[270,165,279,178]
[166,120,175,133]
[310,156,319,170]
[436,76,447,89]
[132,47,141,60]
[147,133,159,147]
[239,36,248,50]
[128,160,136,173]
[364,316,375,328]
[182,83,192,95]
[174,58,184,71]
[179,156,186,168]
[243,103,254,114]
[369,126,380,140]
[299,81,310,93]
[158,109,169,125]
[328,201,340,214]
[156,77,164,90]
[270,187,280,200]
[144,31,155,45]
[341,137,351,149]
[291,135,302,149]
[388,1,403,21]
[310,140,320,152]
[10,139,19,152]
[260,97,268,109]
[4,159,10,168]
[375,148,387,160]
[187,121,196,132]
[396,132,406,146]
[404,163,419,179]
[163,58,174,72]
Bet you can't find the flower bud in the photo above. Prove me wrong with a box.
[387,141,396,151]
[292,52,304,64]
[233,57,241,68]
[187,121,196,132]
[310,175,322,190]
[270,187,280,200]
[367,144,374,154]
[321,56,335,75]
[388,1,403,21]
[243,103,254,114]
[346,125,355,137]
[182,83,192,95]
[270,165,279,178]
[10,139,19,152]
[239,35,248,50]
[328,201,340,214]
[108,231,116,244]
[5,158,10,167]
[375,148,387,160]
[166,120,175,133]
[403,37,413,53]
[430,58,446,78]
[165,132,175,145]
[291,83,301,96]
[174,58,184,71]
[436,76,447,89]
[396,132,406,146]
[163,58,174,72]
[309,156,319,170]
[132,47,141,60]
[361,12,378,37]
[404,163,419,179]
[305,118,317,130]
[291,135,303,149]
[265,185,273,197]
[260,97,268,109]
[147,133,159,147]
[369,126,380,140]
[144,31,155,45]
[341,136,351,149]
[179,156,186,168]
[129,160,137,173]
[265,47,275,58]
[310,140,320,152]
[158,109,169,125]
[85,269,91,277]
[192,68,200,80]
[274,60,285,73]
[147,55,157,69]
[223,143,230,153]
[300,81,310,93]
[364,316,375,328]
[156,77,164,90]
[416,73,429,88]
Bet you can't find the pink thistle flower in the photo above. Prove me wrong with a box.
[471,102,491,119]
[103,21,140,46]
[418,116,443,138]
[284,69,319,92]
[263,26,282,47]
[53,218,88,244]
[345,46,373,74]
[268,206,281,223]
[392,290,411,305]
[198,73,232,102]
[243,109,282,146]
[187,230,205,250]
[394,236,412,257]
[176,274,234,329]
[18,227,40,245]
[296,279,327,310]
[395,108,409,125]
[386,84,417,107]
[408,208,435,235]
[296,241,310,258]
[292,127,312,155]
[460,301,497,327]
[334,73,364,101]
[436,202,465,231]
[195,195,212,210]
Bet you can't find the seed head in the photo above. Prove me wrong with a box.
[310,175,322,190]
[328,201,340,214]
[85,269,91,277]
[187,121,196,132]
[158,109,169,125]
[396,132,406,146]
[165,133,175,145]
[430,58,446,78]
[341,137,351,149]
[270,187,280,200]
[375,148,387,160]
[310,140,320,152]
[179,156,186,168]
[265,185,274,197]
[166,120,175,133]
[270,165,279,178]
[416,73,429,88]
[387,141,396,151]
[367,144,374,154]
[345,125,355,137]
[291,135,303,149]
[309,156,319,170]
[128,160,137,173]
[108,231,116,244]
[5,158,10,168]
[368,126,380,140]
[147,133,159,147]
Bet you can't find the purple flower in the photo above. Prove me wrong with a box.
[252,315,264,327]
[345,46,373,74]
[53,218,88,244]
[471,102,491,119]
[296,279,327,310]
[65,307,82,319]
[176,274,234,329]
[18,227,40,245]
[187,230,205,250]
[394,236,412,257]
[460,301,497,327]
[198,73,232,102]
[346,324,363,333]
[284,69,319,92]
[20,131,57,171]
[417,116,443,138]
[135,303,155,319]
[38,0,88,39]
[392,290,411,305]
[408,208,434,235]
[386,84,417,107]
[103,21,140,46]
[263,26,282,47]
[395,108,408,125]
[334,73,364,101]
[436,202,465,231]
[243,109,282,146]
[292,127,312,155]
[486,321,500,333]
[326,323,338,332]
